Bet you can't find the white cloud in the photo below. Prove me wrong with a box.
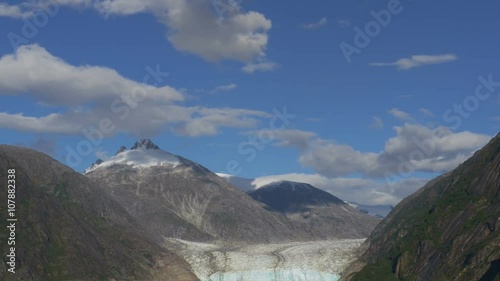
[0,3,30,18]
[175,107,270,137]
[272,129,318,149]
[0,112,81,134]
[208,83,237,94]
[388,108,413,121]
[0,45,183,106]
[242,60,278,73]
[5,0,273,66]
[271,124,491,178]
[420,108,434,117]
[371,54,457,70]
[301,17,327,30]
[370,116,384,129]
[0,45,271,137]
[164,7,272,63]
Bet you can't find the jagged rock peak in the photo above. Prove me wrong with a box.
[131,139,160,150]
[115,146,127,155]
[84,159,103,174]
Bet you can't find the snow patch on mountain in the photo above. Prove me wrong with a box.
[84,139,180,174]
[85,149,180,173]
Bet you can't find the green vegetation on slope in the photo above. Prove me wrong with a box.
[350,134,500,281]
[351,259,400,281]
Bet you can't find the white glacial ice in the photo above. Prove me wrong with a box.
[164,239,364,281]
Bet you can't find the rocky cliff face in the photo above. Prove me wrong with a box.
[342,133,500,281]
[249,181,380,239]
[0,145,199,281]
[85,140,306,244]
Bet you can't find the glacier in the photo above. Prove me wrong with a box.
[164,238,363,281]
[204,269,339,281]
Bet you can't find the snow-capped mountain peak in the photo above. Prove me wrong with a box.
[115,146,127,155]
[84,159,103,174]
[84,139,180,174]
[131,138,160,150]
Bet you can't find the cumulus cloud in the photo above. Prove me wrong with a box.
[301,17,327,30]
[4,0,273,66]
[0,3,31,18]
[0,45,183,106]
[0,45,271,137]
[271,124,491,178]
[248,125,490,204]
[371,54,457,70]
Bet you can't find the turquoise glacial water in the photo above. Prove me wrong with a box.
[205,269,340,281]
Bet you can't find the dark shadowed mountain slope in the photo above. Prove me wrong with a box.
[218,173,394,218]
[85,139,308,243]
[342,133,500,281]
[249,181,380,239]
[249,181,345,212]
[0,145,199,281]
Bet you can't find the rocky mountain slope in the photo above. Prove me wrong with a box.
[85,139,306,243]
[0,145,199,281]
[249,181,380,239]
[342,133,500,281]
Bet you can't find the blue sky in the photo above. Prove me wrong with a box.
[0,0,499,204]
